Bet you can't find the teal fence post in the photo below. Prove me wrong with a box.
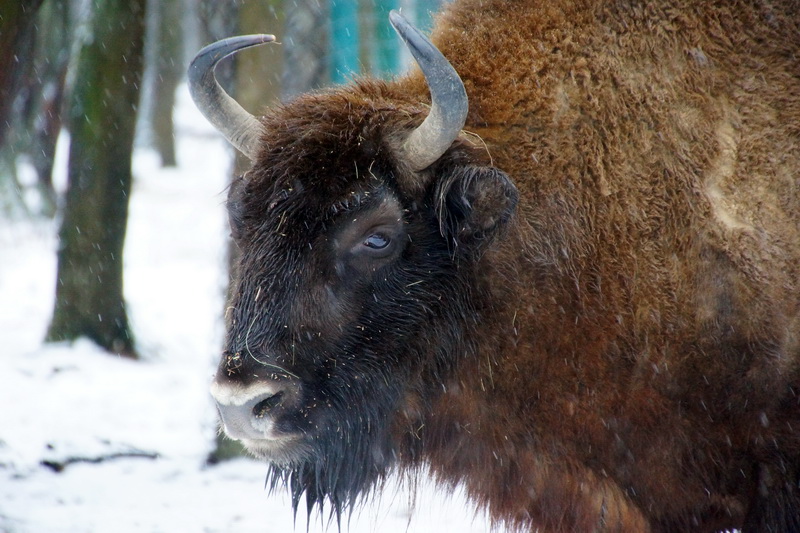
[371,0,399,77]
[329,0,361,83]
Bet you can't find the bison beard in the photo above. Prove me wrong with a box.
[264,368,402,519]
[190,2,800,531]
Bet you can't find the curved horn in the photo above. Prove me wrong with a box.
[389,11,468,171]
[188,35,275,160]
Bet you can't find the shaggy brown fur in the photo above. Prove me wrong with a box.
[215,1,800,531]
[405,1,800,530]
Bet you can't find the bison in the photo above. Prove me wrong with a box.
[188,1,800,531]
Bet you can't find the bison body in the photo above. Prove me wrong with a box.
[193,1,800,531]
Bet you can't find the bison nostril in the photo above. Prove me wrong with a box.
[252,391,284,418]
[211,380,301,440]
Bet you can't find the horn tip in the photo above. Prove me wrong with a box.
[389,10,408,30]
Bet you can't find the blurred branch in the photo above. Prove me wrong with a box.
[41,450,160,473]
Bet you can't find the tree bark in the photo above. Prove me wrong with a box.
[27,0,72,215]
[148,0,182,167]
[0,0,44,215]
[281,0,328,101]
[46,0,147,357]
[0,0,45,150]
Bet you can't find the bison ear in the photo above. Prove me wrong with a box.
[436,166,518,247]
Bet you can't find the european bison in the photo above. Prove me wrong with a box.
[189,1,800,531]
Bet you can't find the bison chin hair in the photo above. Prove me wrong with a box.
[262,376,406,525]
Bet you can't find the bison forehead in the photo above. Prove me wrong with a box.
[227,183,412,356]
[271,86,410,147]
[239,149,402,238]
[242,81,463,201]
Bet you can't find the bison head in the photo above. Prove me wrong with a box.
[190,11,518,516]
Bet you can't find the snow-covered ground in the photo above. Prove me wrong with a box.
[0,87,490,533]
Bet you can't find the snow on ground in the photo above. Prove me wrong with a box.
[0,86,490,533]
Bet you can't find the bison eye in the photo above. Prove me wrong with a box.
[363,233,390,250]
[333,195,405,271]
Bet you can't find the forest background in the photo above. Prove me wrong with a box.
[0,1,489,531]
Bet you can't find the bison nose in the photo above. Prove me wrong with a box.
[210,380,298,440]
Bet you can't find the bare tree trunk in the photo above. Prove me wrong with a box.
[0,0,45,150]
[0,0,71,217]
[281,0,328,101]
[148,0,183,167]
[28,0,72,216]
[0,0,44,215]
[46,0,147,358]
